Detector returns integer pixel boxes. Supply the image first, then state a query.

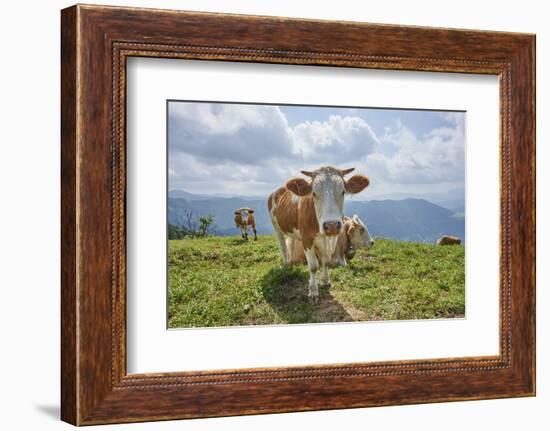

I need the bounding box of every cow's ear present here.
[248,209,254,214]
[345,175,370,194]
[234,211,240,215]
[286,177,312,196]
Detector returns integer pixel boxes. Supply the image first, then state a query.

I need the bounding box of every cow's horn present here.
[300,170,314,178]
[340,167,355,176]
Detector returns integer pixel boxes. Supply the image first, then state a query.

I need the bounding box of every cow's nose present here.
[323,220,342,235]
[371,240,375,246]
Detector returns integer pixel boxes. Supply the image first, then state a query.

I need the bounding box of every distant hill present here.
[366,189,465,213]
[345,199,464,243]
[168,189,208,200]
[437,199,465,213]
[168,195,271,236]
[168,191,465,244]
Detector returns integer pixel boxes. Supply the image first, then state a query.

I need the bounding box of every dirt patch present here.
[342,303,367,321]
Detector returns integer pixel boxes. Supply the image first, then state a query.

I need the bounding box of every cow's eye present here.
[313,192,318,197]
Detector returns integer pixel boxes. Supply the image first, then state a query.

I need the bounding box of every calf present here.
[437,235,461,245]
[286,215,374,267]
[234,207,257,240]
[268,166,370,303]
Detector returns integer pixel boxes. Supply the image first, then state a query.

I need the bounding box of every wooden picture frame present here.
[61,4,535,425]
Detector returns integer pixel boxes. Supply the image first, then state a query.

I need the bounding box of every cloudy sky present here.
[168,101,465,199]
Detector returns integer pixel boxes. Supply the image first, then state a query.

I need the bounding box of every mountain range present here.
[168,189,465,244]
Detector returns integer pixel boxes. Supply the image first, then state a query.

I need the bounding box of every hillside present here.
[168,191,465,243]
[168,235,465,328]
[346,199,464,243]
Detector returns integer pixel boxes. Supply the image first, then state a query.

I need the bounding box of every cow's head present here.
[234,207,254,224]
[346,214,374,249]
[285,167,370,236]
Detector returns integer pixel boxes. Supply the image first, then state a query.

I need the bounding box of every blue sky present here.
[168,101,465,199]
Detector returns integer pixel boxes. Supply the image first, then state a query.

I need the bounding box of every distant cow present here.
[268,166,370,303]
[234,208,257,241]
[437,235,461,245]
[287,215,374,267]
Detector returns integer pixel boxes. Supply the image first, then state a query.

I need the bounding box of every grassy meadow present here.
[168,235,465,328]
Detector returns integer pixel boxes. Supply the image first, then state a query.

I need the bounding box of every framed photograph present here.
[61,4,535,425]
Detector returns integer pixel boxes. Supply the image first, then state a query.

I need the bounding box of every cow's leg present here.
[275,229,289,264]
[286,237,296,263]
[329,250,345,267]
[253,226,257,241]
[334,255,347,267]
[304,248,319,303]
[320,256,331,288]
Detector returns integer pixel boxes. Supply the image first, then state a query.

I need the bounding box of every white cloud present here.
[439,111,464,126]
[169,103,295,165]
[169,151,298,196]
[168,102,465,196]
[292,115,379,163]
[367,114,465,185]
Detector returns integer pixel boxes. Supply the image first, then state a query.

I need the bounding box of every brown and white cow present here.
[234,207,257,241]
[286,215,374,267]
[437,235,461,245]
[268,166,370,303]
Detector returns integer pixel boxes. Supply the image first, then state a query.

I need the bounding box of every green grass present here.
[168,235,465,328]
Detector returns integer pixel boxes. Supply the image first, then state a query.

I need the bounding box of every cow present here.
[268,166,370,303]
[234,207,257,241]
[286,215,374,267]
[437,235,461,245]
